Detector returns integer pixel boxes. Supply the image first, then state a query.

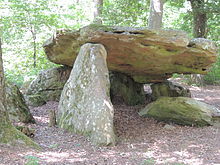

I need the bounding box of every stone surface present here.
[43,24,217,83]
[5,81,35,123]
[25,95,46,107]
[26,66,71,106]
[139,97,220,127]
[163,124,176,130]
[58,43,115,146]
[151,80,191,101]
[110,71,145,105]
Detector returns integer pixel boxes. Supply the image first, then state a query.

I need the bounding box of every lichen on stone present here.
[58,43,115,146]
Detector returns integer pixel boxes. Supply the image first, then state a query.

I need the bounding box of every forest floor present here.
[0,80,220,165]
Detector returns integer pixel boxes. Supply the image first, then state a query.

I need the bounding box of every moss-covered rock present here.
[110,72,145,105]
[26,66,71,106]
[25,94,46,107]
[58,43,115,146]
[0,123,39,149]
[151,80,191,101]
[139,97,220,127]
[5,81,35,123]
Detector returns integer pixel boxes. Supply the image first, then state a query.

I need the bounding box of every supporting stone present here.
[151,80,191,101]
[5,81,35,123]
[110,72,145,105]
[26,66,71,106]
[58,43,115,146]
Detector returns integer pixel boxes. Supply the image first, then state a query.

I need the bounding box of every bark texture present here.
[189,0,208,85]
[0,38,8,125]
[148,0,164,29]
[93,0,103,24]
[189,0,207,38]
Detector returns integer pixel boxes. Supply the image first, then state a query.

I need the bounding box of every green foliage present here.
[102,0,150,26]
[24,155,40,165]
[141,158,156,165]
[204,54,220,85]
[0,0,82,86]
[48,143,59,149]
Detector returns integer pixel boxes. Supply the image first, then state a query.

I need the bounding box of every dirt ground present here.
[0,83,220,165]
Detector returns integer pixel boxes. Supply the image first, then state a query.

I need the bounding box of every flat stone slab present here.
[43,24,217,83]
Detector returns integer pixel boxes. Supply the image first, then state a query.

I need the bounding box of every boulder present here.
[151,80,191,101]
[25,95,46,107]
[43,24,217,83]
[26,66,71,106]
[58,43,115,146]
[110,71,145,105]
[139,97,220,127]
[5,81,35,123]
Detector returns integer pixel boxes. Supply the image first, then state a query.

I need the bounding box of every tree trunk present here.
[0,38,38,148]
[189,0,207,85]
[0,38,9,126]
[148,0,164,29]
[93,0,103,24]
[30,26,37,68]
[189,0,207,38]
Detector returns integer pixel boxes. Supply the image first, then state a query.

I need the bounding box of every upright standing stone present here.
[58,43,115,146]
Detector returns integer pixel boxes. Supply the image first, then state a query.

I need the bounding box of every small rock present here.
[163,124,175,130]
[151,80,191,101]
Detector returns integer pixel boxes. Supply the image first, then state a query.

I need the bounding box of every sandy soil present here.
[0,84,220,165]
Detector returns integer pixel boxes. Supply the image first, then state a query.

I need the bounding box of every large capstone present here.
[5,81,35,123]
[43,24,217,83]
[151,80,191,101]
[58,43,115,146]
[110,71,145,105]
[26,66,71,106]
[139,97,220,127]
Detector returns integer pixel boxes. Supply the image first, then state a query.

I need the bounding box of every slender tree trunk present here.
[189,0,207,38]
[148,0,164,29]
[93,0,103,24]
[30,26,37,68]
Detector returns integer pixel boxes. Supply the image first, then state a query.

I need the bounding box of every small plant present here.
[141,158,156,165]
[204,55,220,85]
[171,163,188,165]
[48,143,59,149]
[24,155,40,165]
